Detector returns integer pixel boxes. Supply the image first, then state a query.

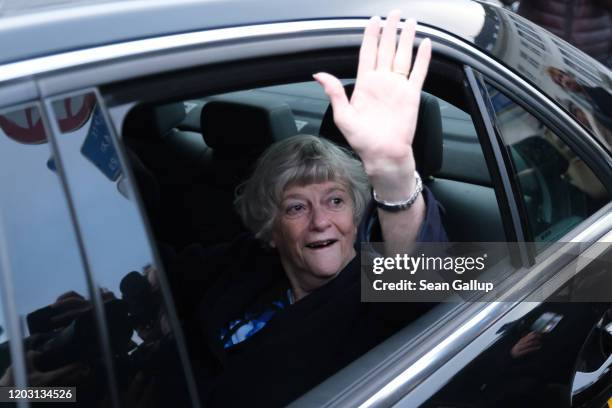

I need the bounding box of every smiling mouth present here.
[306,239,338,249]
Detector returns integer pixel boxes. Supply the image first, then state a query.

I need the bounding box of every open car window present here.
[113,56,524,405]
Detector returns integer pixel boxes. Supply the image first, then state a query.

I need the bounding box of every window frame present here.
[93,30,522,407]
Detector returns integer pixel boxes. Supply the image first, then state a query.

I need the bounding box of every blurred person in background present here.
[514,0,612,68]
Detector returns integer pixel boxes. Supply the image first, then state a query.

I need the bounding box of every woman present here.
[172,11,447,407]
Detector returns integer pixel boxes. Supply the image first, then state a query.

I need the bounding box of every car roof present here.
[0,0,536,64]
[1,0,610,152]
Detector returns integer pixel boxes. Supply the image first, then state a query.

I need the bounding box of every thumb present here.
[313,72,352,125]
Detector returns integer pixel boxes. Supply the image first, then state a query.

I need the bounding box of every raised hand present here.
[314,10,431,200]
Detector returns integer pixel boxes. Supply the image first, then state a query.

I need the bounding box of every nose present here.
[309,205,332,231]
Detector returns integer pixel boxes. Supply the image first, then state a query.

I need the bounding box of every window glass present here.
[0,269,14,390]
[47,92,196,407]
[485,84,608,248]
[0,103,113,404]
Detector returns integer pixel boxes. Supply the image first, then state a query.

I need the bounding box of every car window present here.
[116,68,522,406]
[0,103,113,401]
[484,84,609,249]
[46,91,197,407]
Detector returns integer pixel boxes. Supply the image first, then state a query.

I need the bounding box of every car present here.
[0,0,610,407]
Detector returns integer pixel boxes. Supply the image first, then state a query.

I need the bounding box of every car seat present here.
[183,92,299,247]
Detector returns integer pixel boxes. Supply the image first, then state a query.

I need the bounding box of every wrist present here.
[362,150,415,177]
[366,160,417,202]
[372,171,423,212]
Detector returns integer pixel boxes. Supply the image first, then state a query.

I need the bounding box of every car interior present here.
[113,57,510,403]
[120,73,507,254]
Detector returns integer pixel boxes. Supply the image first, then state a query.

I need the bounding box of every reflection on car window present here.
[48,92,196,407]
[0,270,12,387]
[0,103,113,404]
[485,84,608,248]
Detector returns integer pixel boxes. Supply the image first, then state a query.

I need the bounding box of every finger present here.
[520,345,542,355]
[313,72,352,125]
[520,339,541,349]
[376,10,402,71]
[357,16,380,79]
[52,297,89,309]
[408,37,432,91]
[55,291,85,303]
[393,18,416,76]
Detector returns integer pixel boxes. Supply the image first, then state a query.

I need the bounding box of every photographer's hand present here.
[510,332,542,359]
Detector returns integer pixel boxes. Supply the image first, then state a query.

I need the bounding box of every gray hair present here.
[234,135,370,243]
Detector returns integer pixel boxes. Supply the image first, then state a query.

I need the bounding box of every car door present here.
[290,21,612,408]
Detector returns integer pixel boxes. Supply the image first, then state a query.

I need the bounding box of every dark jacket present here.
[169,188,447,407]
[518,0,612,67]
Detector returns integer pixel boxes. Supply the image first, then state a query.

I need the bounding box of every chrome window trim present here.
[534,228,612,301]
[497,207,612,303]
[0,20,371,83]
[464,66,528,252]
[394,299,542,407]
[358,301,512,408]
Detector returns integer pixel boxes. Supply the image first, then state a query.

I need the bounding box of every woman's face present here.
[270,180,357,292]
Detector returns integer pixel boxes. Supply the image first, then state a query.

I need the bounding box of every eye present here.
[286,203,306,216]
[329,197,345,208]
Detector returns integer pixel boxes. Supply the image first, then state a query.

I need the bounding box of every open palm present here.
[314,11,431,171]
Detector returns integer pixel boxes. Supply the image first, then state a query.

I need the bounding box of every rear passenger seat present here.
[124,87,506,251]
[123,102,210,184]
[123,102,212,247]
[180,92,299,247]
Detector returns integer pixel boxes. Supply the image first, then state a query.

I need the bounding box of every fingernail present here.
[371,15,380,23]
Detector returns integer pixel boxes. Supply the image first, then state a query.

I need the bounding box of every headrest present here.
[123,102,187,139]
[124,147,161,227]
[319,85,443,178]
[200,92,298,152]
